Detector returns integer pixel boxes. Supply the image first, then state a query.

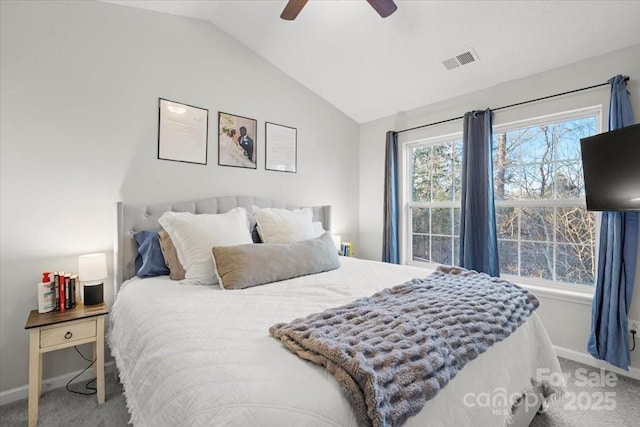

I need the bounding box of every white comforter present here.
[109,257,562,427]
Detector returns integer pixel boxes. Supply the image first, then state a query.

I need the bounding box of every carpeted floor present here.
[1,357,638,426]
[0,372,131,427]
[530,358,640,427]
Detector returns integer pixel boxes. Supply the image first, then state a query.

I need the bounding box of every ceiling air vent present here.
[442,48,479,70]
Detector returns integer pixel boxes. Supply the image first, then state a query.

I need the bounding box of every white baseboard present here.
[0,361,116,407]
[554,345,640,381]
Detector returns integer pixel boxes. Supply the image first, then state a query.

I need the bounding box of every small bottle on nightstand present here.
[37,272,54,313]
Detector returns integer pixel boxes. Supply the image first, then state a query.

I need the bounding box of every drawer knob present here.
[64,331,73,339]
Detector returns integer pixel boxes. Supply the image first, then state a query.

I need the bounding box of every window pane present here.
[453,141,463,201]
[431,143,454,201]
[411,146,432,202]
[520,162,554,200]
[520,242,553,280]
[555,117,597,162]
[495,117,597,203]
[556,243,595,286]
[498,129,523,165]
[412,234,429,262]
[493,133,509,200]
[502,173,522,200]
[431,208,451,235]
[555,160,585,198]
[519,125,550,164]
[412,208,429,233]
[431,236,452,265]
[556,135,581,161]
[555,207,596,245]
[496,207,518,240]
[494,130,520,201]
[521,207,553,241]
[498,240,518,275]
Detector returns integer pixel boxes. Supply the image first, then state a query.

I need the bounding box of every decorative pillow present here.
[252,221,324,244]
[158,207,253,285]
[158,231,186,280]
[312,221,325,237]
[212,232,341,290]
[134,230,170,278]
[254,207,324,243]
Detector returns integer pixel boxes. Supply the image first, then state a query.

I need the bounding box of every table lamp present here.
[331,235,342,253]
[79,253,107,306]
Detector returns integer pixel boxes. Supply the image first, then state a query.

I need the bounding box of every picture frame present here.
[158,98,209,165]
[265,122,297,173]
[218,112,257,169]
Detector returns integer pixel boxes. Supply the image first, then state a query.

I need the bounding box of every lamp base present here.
[83,282,104,306]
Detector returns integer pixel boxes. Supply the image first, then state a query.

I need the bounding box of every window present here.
[408,137,462,266]
[405,108,600,288]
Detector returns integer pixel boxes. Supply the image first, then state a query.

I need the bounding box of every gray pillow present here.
[212,232,341,290]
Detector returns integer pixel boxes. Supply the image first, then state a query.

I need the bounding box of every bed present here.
[109,196,565,427]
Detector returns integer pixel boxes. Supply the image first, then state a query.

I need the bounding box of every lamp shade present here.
[78,253,107,282]
[331,235,342,251]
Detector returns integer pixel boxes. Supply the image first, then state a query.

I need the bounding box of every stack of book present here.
[341,242,354,257]
[52,272,79,312]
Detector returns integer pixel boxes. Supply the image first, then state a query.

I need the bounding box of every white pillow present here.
[311,221,325,237]
[254,207,324,243]
[158,207,253,285]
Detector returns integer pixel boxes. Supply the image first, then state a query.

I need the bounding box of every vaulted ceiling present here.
[108,1,640,123]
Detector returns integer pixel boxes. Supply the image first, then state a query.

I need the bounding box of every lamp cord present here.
[65,346,97,396]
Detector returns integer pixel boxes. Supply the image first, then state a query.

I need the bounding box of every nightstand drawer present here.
[40,319,96,349]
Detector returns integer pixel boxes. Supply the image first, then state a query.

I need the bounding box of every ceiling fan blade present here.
[366,0,398,18]
[281,0,309,20]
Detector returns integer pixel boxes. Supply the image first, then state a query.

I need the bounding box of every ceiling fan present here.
[281,0,398,20]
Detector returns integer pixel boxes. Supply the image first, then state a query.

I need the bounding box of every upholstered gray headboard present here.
[114,195,331,291]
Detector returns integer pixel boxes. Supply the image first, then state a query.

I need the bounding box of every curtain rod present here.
[395,80,617,135]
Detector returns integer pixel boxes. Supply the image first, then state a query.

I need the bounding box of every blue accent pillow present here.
[134,230,170,278]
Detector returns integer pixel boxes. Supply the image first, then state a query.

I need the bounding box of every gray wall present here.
[0,0,360,394]
[358,43,640,370]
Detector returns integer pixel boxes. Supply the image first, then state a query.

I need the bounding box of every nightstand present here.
[24,303,109,427]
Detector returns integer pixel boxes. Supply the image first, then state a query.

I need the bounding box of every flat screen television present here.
[580,123,640,211]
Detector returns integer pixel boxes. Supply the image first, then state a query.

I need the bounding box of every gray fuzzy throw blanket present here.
[269,266,540,427]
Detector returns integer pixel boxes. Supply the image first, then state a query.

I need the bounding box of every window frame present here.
[401,106,602,294]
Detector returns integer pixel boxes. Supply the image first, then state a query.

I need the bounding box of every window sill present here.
[405,261,594,306]
[513,281,593,306]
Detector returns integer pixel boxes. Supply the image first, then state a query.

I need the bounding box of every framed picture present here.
[265,122,297,173]
[158,98,209,165]
[218,112,257,169]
